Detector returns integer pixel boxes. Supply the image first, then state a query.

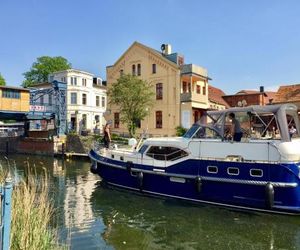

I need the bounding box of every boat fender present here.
[137,172,143,191]
[265,182,274,209]
[195,176,202,193]
[126,161,133,174]
[90,161,98,174]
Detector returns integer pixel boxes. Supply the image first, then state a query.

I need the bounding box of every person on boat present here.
[228,113,243,142]
[289,125,297,139]
[103,123,111,148]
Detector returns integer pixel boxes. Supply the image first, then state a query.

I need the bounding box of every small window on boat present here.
[138,144,148,154]
[146,146,188,161]
[207,166,218,174]
[111,154,114,159]
[227,167,239,175]
[250,169,263,177]
[120,156,124,161]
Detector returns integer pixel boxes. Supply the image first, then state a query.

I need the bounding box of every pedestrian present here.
[228,113,243,142]
[103,123,111,148]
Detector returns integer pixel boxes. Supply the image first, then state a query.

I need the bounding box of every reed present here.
[0,160,65,250]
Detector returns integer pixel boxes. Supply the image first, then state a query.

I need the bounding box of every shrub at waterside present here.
[0,162,64,250]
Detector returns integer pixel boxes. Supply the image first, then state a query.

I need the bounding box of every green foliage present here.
[0,163,64,249]
[175,126,187,136]
[108,74,155,137]
[0,73,6,86]
[23,56,71,87]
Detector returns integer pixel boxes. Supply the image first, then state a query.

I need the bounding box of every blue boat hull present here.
[89,149,300,215]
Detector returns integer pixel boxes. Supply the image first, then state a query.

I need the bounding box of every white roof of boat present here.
[208,103,297,116]
[144,137,188,147]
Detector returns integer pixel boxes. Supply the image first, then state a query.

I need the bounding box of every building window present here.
[152,64,156,74]
[132,65,136,76]
[203,84,206,95]
[48,95,52,105]
[156,111,162,128]
[2,90,19,99]
[2,89,21,99]
[71,77,77,86]
[82,93,87,105]
[120,70,124,76]
[82,114,87,129]
[137,64,141,76]
[156,83,163,100]
[96,96,100,106]
[114,113,120,128]
[102,96,105,108]
[95,115,99,123]
[71,93,77,104]
[82,78,87,86]
[182,81,187,93]
[196,85,201,94]
[40,96,44,105]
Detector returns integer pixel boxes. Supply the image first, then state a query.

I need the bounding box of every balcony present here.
[180,64,209,80]
[180,92,208,106]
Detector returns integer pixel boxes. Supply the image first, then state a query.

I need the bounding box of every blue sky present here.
[0,0,300,94]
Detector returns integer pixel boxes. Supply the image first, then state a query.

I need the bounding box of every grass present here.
[0,159,65,250]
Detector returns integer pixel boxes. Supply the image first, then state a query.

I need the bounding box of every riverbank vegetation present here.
[0,160,64,250]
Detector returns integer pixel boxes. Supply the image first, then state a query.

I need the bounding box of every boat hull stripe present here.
[89,154,298,188]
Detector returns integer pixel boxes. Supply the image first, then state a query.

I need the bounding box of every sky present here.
[0,0,300,94]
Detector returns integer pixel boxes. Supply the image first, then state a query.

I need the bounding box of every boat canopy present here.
[184,104,300,142]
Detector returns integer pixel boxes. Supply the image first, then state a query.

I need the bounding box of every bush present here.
[175,126,187,136]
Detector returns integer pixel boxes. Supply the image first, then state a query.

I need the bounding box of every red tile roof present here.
[208,85,229,107]
[273,84,300,103]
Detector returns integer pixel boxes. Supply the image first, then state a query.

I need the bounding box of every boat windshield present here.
[183,124,199,138]
[183,124,221,139]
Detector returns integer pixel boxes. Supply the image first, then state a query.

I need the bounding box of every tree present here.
[23,56,71,87]
[108,74,155,137]
[0,73,6,86]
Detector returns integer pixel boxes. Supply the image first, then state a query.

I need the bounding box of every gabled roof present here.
[107,41,180,70]
[273,84,300,103]
[208,85,229,107]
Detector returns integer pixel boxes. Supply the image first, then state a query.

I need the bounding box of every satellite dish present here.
[237,101,242,107]
[161,44,166,52]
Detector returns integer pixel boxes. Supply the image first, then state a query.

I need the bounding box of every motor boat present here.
[89,104,300,215]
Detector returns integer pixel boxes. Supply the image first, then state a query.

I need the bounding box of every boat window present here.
[250,169,263,177]
[193,126,222,139]
[138,144,149,154]
[207,166,218,174]
[146,146,188,161]
[227,167,239,175]
[183,124,200,138]
[286,114,300,139]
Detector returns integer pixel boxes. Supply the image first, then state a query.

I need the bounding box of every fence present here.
[0,177,12,250]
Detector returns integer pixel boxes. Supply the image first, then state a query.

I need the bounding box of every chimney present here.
[260,86,264,93]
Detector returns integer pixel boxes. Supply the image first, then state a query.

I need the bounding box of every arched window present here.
[137,64,141,76]
[132,65,136,76]
[156,83,163,100]
[156,111,162,128]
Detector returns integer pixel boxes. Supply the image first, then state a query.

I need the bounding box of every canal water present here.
[1,154,300,250]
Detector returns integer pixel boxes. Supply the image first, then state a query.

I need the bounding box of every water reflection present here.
[1,154,300,250]
[91,184,300,250]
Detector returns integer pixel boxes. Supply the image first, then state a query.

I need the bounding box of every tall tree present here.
[23,56,71,87]
[108,74,155,137]
[0,73,6,86]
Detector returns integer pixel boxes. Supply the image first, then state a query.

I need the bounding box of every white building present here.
[49,69,107,134]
